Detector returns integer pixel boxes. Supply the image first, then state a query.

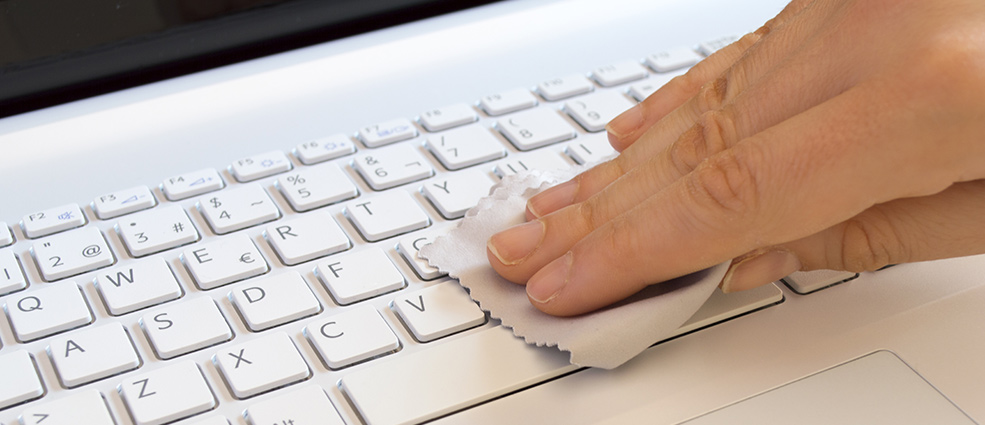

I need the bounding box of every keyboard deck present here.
[0,36,786,425]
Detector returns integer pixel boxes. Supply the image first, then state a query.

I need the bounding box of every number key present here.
[352,143,434,190]
[117,206,199,257]
[32,227,115,281]
[496,108,577,151]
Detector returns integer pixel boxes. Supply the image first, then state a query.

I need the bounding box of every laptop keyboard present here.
[0,35,784,425]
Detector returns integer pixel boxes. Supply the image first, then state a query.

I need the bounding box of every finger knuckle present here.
[838,215,905,272]
[696,75,730,112]
[686,144,764,219]
[577,195,613,232]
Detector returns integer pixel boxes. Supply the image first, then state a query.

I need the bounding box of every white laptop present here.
[0,0,981,424]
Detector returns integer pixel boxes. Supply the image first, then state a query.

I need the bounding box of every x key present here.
[214,332,310,399]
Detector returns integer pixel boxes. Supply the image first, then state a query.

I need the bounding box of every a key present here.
[478,88,538,116]
[591,60,649,87]
[229,271,321,331]
[0,222,13,246]
[564,90,636,132]
[213,331,311,399]
[246,385,346,425]
[0,351,44,410]
[294,134,357,165]
[92,186,156,219]
[783,270,860,294]
[229,150,293,182]
[95,257,182,315]
[344,190,430,242]
[419,103,479,132]
[119,361,217,425]
[141,296,233,359]
[646,46,702,72]
[20,389,115,425]
[421,169,497,219]
[628,69,686,101]
[161,168,224,201]
[392,281,486,342]
[397,228,450,281]
[315,248,405,305]
[305,305,400,369]
[20,203,86,238]
[537,74,594,101]
[264,212,351,266]
[424,124,506,170]
[117,205,200,257]
[198,185,281,234]
[181,234,268,290]
[48,322,141,388]
[497,108,577,151]
[5,281,92,341]
[276,163,358,212]
[358,118,418,148]
[566,133,617,165]
[698,35,739,56]
[352,143,435,190]
[31,226,114,281]
[493,149,572,178]
[0,249,27,296]
[185,416,230,425]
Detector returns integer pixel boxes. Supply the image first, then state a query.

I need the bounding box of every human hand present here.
[486,0,985,316]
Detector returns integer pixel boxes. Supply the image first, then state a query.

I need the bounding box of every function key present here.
[358,118,419,148]
[294,134,357,165]
[161,168,224,201]
[92,186,156,219]
[478,88,538,116]
[418,103,478,132]
[591,60,649,87]
[536,74,594,101]
[20,203,86,238]
[229,150,293,182]
[645,47,702,72]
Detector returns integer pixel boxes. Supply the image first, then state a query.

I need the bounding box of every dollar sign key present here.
[209,197,222,208]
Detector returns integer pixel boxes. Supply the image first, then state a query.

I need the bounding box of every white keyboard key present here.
[497,107,577,151]
[20,203,86,238]
[783,270,860,294]
[478,88,538,116]
[698,35,739,56]
[0,221,13,246]
[181,234,268,290]
[294,134,357,164]
[392,281,486,342]
[198,185,281,234]
[397,228,450,281]
[0,351,44,410]
[264,212,351,265]
[358,118,418,148]
[628,69,686,101]
[305,306,400,369]
[564,90,636,132]
[537,74,594,101]
[352,143,435,190]
[118,205,200,257]
[276,163,358,212]
[5,281,92,341]
[48,322,141,388]
[0,249,27,296]
[419,103,478,132]
[214,331,311,399]
[32,226,115,281]
[344,191,430,242]
[229,271,321,331]
[341,326,574,425]
[424,124,506,170]
[315,248,405,305]
[120,361,217,425]
[161,168,224,201]
[646,46,703,72]
[246,385,345,425]
[95,257,182,315]
[422,169,497,219]
[20,389,115,425]
[591,60,649,87]
[185,416,230,425]
[493,149,572,178]
[92,186,156,219]
[229,150,293,182]
[566,133,618,165]
[141,297,233,359]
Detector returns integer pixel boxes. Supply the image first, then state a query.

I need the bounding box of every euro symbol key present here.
[240,253,255,263]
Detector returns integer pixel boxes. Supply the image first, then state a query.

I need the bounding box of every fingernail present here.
[605,102,643,139]
[487,220,546,266]
[527,179,579,218]
[527,252,572,303]
[721,250,801,293]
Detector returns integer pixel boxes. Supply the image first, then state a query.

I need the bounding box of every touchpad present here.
[683,350,975,425]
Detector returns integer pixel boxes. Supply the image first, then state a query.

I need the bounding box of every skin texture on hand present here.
[486,0,985,316]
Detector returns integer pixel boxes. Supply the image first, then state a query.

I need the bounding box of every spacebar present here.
[341,326,577,425]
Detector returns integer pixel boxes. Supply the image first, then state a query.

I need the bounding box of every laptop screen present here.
[0,0,500,118]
